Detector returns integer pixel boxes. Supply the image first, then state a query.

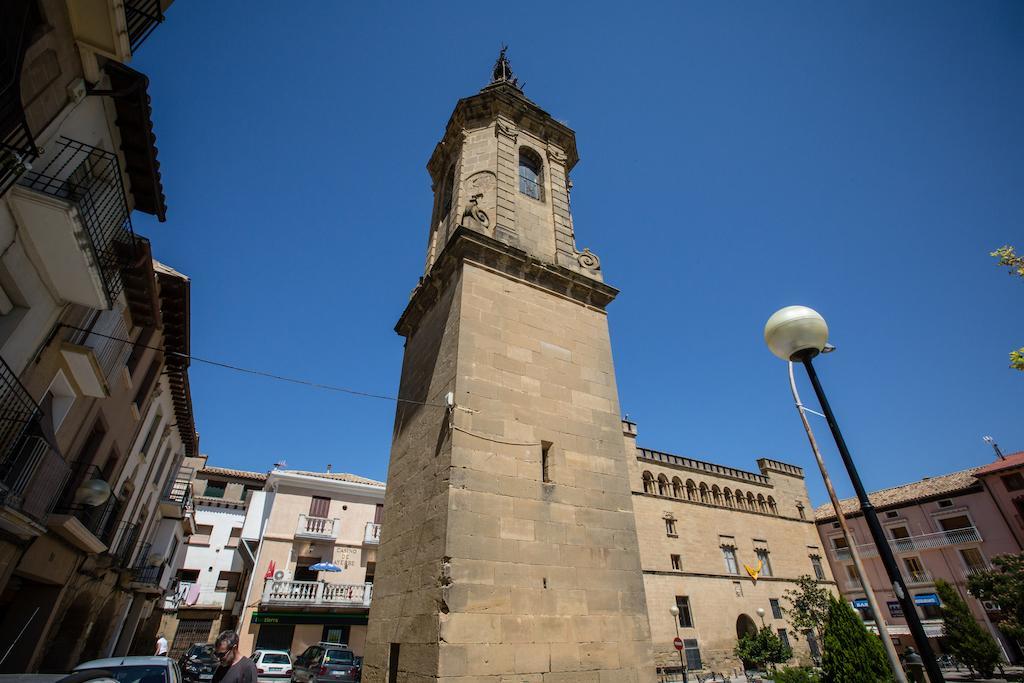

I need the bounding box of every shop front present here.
[249,611,368,658]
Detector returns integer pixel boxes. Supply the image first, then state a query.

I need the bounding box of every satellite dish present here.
[273,570,285,581]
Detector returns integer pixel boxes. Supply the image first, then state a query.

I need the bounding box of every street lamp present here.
[764,306,944,683]
[756,607,766,628]
[669,605,688,683]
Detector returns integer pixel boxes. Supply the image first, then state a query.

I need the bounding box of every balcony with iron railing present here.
[160,467,194,519]
[262,579,372,608]
[124,0,166,54]
[364,522,381,545]
[62,312,133,398]
[961,563,994,582]
[830,527,984,561]
[131,541,164,592]
[11,137,139,310]
[110,521,141,568]
[0,358,71,528]
[50,463,120,552]
[296,514,338,540]
[905,569,935,586]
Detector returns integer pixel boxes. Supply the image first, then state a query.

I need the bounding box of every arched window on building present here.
[657,474,669,496]
[712,485,722,505]
[747,492,757,510]
[757,494,768,513]
[642,471,655,494]
[699,483,709,503]
[734,489,745,509]
[767,496,778,515]
[686,479,697,501]
[672,477,684,499]
[518,147,543,200]
[724,488,734,507]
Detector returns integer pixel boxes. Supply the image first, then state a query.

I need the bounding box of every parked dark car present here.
[291,643,358,683]
[178,644,216,683]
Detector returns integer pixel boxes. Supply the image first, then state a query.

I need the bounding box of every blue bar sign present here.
[852,599,870,609]
[914,593,941,606]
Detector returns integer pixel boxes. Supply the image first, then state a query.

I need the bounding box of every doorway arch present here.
[736,613,758,639]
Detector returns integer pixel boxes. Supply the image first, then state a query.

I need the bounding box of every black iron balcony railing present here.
[0,0,41,198]
[161,466,194,513]
[0,435,70,522]
[0,357,40,467]
[18,138,138,303]
[69,312,133,382]
[54,463,120,545]
[132,541,162,585]
[110,520,141,568]
[124,0,165,54]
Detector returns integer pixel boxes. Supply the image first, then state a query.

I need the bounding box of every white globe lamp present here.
[764,305,829,361]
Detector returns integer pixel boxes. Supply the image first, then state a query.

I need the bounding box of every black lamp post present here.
[764,306,943,683]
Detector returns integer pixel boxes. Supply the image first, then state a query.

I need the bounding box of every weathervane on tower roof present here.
[490,45,521,90]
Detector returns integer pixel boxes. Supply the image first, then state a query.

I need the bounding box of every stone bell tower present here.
[363,50,655,683]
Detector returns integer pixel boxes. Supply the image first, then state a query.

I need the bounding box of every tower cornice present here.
[426,85,579,181]
[396,226,617,338]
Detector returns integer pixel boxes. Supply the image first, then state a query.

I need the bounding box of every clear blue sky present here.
[131,1,1023,506]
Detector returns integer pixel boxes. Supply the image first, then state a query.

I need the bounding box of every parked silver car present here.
[72,656,183,683]
[290,644,357,683]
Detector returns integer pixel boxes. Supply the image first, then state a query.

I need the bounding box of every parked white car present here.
[252,650,292,680]
[71,656,182,683]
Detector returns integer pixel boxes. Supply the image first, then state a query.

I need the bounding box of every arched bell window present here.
[518,147,543,200]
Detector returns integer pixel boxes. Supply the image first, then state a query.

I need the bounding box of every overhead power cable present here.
[59,324,446,408]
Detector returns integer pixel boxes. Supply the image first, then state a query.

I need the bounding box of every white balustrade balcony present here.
[832,527,983,560]
[364,522,381,545]
[296,514,338,540]
[905,570,934,586]
[262,579,372,608]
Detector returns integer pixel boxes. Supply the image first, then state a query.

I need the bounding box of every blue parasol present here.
[309,561,342,572]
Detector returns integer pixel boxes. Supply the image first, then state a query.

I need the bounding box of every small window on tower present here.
[441,165,455,218]
[518,148,543,200]
[541,441,552,483]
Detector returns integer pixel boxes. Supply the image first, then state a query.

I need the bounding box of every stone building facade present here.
[363,52,655,682]
[625,420,834,675]
[0,0,195,672]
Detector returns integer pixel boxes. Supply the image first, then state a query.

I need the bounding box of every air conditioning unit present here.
[147,553,164,567]
[982,600,1001,612]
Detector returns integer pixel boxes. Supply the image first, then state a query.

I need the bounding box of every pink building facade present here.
[815,454,1024,663]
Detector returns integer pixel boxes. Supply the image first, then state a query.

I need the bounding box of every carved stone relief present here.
[461,171,497,232]
[495,121,518,143]
[576,248,601,271]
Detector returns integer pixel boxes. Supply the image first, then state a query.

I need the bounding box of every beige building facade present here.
[0,0,197,672]
[236,469,385,658]
[363,52,655,682]
[624,420,835,675]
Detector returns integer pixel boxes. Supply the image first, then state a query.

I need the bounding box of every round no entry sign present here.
[673,637,683,651]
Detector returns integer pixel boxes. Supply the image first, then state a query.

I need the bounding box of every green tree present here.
[968,552,1024,641]
[935,579,1001,678]
[992,245,1024,370]
[782,575,830,644]
[735,626,792,673]
[821,596,893,683]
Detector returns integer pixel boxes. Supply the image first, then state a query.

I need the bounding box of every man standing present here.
[155,634,168,657]
[211,631,257,683]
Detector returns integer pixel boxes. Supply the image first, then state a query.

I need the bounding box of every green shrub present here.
[768,666,820,683]
[936,579,1002,678]
[821,596,893,682]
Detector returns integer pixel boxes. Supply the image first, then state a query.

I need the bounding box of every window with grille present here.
[170,619,213,658]
[518,148,543,200]
[770,598,783,619]
[683,640,701,670]
[309,496,330,518]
